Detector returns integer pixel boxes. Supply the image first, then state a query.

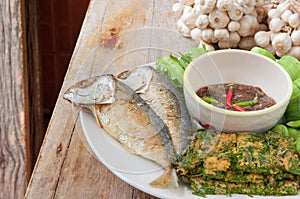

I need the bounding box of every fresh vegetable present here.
[201,97,219,105]
[233,105,246,112]
[156,46,209,89]
[226,85,233,108]
[251,46,276,61]
[156,55,185,89]
[292,79,300,97]
[251,46,300,125]
[271,124,289,137]
[285,95,300,122]
[277,55,300,81]
[271,124,300,154]
[287,120,300,128]
[232,99,259,107]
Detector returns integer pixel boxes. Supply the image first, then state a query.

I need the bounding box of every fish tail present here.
[149,167,178,189]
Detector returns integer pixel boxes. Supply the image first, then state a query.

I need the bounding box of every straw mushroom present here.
[288,13,300,28]
[291,30,300,45]
[201,28,217,43]
[227,4,244,20]
[269,18,286,32]
[208,9,230,29]
[190,28,203,41]
[172,3,184,15]
[218,40,231,49]
[281,9,293,23]
[238,36,256,50]
[216,0,234,12]
[196,0,217,14]
[272,33,292,54]
[237,15,259,37]
[228,21,240,32]
[238,0,256,15]
[288,46,300,59]
[254,31,270,47]
[214,28,230,40]
[177,19,191,37]
[195,14,209,29]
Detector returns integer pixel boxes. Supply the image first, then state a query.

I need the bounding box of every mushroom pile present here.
[173,0,268,50]
[254,0,300,59]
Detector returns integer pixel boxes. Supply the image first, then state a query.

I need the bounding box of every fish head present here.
[63,74,116,106]
[117,66,153,94]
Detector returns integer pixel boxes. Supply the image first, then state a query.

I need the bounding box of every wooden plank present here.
[26,0,197,198]
[26,1,106,198]
[0,0,29,198]
[52,1,159,198]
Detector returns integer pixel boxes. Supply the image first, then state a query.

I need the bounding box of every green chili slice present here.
[232,99,258,107]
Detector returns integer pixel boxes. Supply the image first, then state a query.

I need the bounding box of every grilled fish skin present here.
[63,74,178,188]
[117,65,193,155]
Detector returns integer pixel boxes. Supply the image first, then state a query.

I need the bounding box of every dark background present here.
[39,0,90,126]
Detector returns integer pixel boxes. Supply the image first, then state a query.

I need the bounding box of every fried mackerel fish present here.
[175,130,300,196]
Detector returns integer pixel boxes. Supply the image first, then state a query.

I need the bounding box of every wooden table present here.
[25,0,196,198]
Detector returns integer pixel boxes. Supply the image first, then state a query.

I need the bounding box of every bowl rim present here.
[183,49,293,117]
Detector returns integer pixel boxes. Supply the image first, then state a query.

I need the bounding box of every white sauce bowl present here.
[184,49,293,133]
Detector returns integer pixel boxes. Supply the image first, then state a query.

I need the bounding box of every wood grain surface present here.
[26,0,197,198]
[0,0,29,198]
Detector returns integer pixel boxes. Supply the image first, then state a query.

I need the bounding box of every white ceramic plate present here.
[80,111,300,199]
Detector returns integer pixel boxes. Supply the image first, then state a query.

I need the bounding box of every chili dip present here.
[196,83,276,112]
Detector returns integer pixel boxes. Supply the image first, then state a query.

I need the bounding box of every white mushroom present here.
[269,18,286,32]
[190,28,203,41]
[196,0,217,14]
[218,40,231,49]
[254,0,265,7]
[214,28,230,40]
[201,28,217,43]
[255,7,265,23]
[172,3,184,15]
[238,0,256,15]
[258,24,268,31]
[238,36,256,50]
[291,30,300,45]
[288,13,300,28]
[181,10,198,29]
[237,15,259,37]
[229,31,241,44]
[208,9,230,29]
[177,19,191,37]
[276,50,287,58]
[195,14,209,29]
[254,31,271,47]
[183,5,193,15]
[228,21,240,32]
[271,32,292,53]
[267,1,290,19]
[227,4,244,21]
[264,44,276,55]
[280,9,293,23]
[276,0,291,12]
[287,46,300,60]
[268,9,282,19]
[216,0,234,12]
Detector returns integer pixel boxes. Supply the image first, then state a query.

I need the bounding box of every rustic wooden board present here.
[26,0,196,198]
[0,0,30,198]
